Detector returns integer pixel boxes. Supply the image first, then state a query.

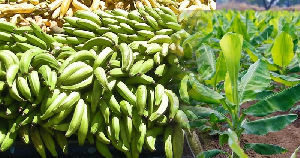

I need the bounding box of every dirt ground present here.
[182,101,300,158]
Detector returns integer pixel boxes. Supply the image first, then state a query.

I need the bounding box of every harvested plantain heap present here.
[0,6,192,158]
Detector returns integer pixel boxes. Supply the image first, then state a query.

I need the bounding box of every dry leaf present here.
[48,0,63,11]
[60,0,73,18]
[10,13,21,24]
[29,0,39,5]
[90,0,101,10]
[72,0,91,11]
[52,6,61,19]
[0,3,36,14]
[99,0,106,10]
[79,0,92,7]
[179,0,190,11]
[65,7,74,17]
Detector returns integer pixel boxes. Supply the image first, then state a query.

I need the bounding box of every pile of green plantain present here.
[0,4,190,158]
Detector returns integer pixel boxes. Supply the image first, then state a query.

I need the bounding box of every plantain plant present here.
[177,32,300,158]
[180,10,300,90]
[175,10,300,157]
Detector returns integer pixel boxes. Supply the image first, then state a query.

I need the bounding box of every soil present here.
[182,100,300,158]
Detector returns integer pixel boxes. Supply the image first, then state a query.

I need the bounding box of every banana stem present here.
[185,130,203,156]
[184,131,196,158]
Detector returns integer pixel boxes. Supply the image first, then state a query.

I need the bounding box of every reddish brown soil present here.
[240,101,300,158]
[182,101,300,158]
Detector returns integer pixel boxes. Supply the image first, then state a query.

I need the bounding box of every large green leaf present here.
[238,60,271,104]
[298,53,300,68]
[243,41,278,72]
[197,149,225,158]
[182,32,212,49]
[195,43,216,81]
[195,33,214,49]
[288,54,299,71]
[216,26,224,39]
[281,22,296,37]
[219,133,229,147]
[205,52,227,86]
[271,31,294,67]
[244,84,300,116]
[292,15,300,24]
[225,72,234,103]
[212,13,220,26]
[228,129,249,158]
[270,18,279,37]
[243,40,263,62]
[182,32,201,49]
[266,62,279,71]
[255,90,274,100]
[257,16,272,31]
[184,110,198,121]
[220,32,243,105]
[182,32,213,59]
[243,14,257,39]
[190,119,208,128]
[251,25,273,46]
[244,143,288,155]
[180,106,227,121]
[203,13,214,34]
[188,81,224,104]
[224,13,236,33]
[261,44,273,59]
[281,22,291,34]
[242,114,297,135]
[270,72,300,86]
[230,13,249,41]
[188,73,199,87]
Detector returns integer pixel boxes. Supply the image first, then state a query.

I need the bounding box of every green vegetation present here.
[176,10,300,157]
